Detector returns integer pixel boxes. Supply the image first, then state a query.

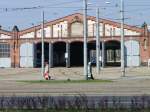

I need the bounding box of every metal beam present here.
[49,43,53,68]
[102,41,105,68]
[83,0,88,79]
[96,8,100,74]
[41,11,45,77]
[66,43,70,68]
[121,0,125,77]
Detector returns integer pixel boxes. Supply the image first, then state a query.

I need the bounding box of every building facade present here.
[0,13,150,68]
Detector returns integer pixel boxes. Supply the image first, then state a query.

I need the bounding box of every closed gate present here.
[20,43,34,67]
[0,43,11,67]
[125,40,140,67]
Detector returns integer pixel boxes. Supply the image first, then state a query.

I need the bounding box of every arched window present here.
[71,22,83,37]
[144,39,147,50]
[0,43,10,58]
[113,28,116,36]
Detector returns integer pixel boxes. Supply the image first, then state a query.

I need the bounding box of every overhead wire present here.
[0,0,83,12]
[1,3,150,14]
[0,0,150,29]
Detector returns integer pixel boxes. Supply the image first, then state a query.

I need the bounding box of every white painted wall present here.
[44,26,51,37]
[104,25,140,36]
[71,22,83,37]
[0,58,11,67]
[36,29,40,38]
[86,20,104,37]
[36,26,52,38]
[60,21,68,37]
[105,24,113,36]
[115,27,121,36]
[99,23,103,36]
[53,24,59,38]
[20,32,34,38]
[53,21,68,38]
[18,19,141,39]
[0,34,11,39]
[88,20,95,37]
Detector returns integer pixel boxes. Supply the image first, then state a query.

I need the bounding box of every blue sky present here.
[0,0,150,30]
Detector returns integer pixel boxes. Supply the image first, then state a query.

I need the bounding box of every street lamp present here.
[105,1,111,4]
[96,1,112,74]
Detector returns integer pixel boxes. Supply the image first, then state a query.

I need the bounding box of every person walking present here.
[44,62,51,80]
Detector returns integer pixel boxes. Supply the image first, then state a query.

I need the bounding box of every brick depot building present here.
[0,13,149,68]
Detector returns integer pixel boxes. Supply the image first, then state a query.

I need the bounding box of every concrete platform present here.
[0,67,149,96]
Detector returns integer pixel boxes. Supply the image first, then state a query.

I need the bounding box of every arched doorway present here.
[34,42,49,67]
[105,40,121,66]
[53,42,66,67]
[70,42,83,66]
[88,41,96,65]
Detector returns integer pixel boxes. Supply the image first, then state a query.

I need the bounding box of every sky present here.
[0,0,150,31]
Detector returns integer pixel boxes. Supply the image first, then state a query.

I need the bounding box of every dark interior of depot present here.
[34,41,121,67]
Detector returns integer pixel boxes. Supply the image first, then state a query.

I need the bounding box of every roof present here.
[0,29,12,36]
[19,13,144,35]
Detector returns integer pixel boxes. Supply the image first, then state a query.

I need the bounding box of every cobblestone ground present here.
[0,67,150,96]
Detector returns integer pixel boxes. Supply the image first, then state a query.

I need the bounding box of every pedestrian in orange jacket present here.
[44,62,51,80]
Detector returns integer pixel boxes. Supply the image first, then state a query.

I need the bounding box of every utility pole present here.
[96,8,100,74]
[41,11,45,77]
[83,0,88,80]
[120,0,125,77]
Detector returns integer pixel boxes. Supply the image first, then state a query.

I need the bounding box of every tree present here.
[141,22,147,28]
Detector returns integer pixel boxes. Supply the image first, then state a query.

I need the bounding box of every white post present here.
[41,11,45,77]
[96,8,100,74]
[121,0,125,77]
[102,41,105,68]
[83,0,88,80]
[49,43,53,68]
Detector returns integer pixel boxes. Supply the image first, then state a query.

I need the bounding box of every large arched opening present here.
[34,42,49,67]
[105,40,121,66]
[53,42,66,67]
[70,41,83,66]
[88,41,96,65]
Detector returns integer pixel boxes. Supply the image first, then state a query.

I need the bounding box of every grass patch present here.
[17,79,113,84]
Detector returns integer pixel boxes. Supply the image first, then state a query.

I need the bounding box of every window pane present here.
[0,43,10,58]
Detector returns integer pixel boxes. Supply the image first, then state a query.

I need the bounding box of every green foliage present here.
[141,22,147,28]
[18,79,113,84]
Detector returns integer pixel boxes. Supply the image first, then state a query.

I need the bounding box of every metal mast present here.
[83,0,88,79]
